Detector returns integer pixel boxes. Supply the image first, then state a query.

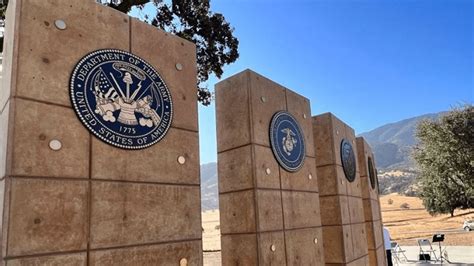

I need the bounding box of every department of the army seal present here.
[270,111,305,172]
[70,49,172,149]
[340,139,356,182]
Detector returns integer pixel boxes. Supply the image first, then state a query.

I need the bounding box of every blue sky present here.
[133,0,473,164]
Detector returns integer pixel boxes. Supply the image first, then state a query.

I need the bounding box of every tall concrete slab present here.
[313,113,369,265]
[216,69,324,265]
[356,137,386,266]
[0,0,202,264]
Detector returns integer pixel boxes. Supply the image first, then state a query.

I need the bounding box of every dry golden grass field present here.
[202,194,473,251]
[380,193,474,246]
[201,194,473,265]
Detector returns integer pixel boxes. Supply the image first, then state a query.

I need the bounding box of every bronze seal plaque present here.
[270,111,305,172]
[340,139,356,182]
[368,156,376,189]
[70,49,173,149]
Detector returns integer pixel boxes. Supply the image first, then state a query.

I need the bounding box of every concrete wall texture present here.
[216,70,325,265]
[0,0,202,265]
[0,1,387,265]
[313,113,369,265]
[356,137,387,266]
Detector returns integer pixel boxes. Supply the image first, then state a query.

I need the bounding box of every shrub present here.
[400,203,410,209]
[388,198,394,205]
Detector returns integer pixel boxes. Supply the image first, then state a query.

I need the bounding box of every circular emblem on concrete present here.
[70,49,173,149]
[340,139,356,182]
[368,156,376,189]
[270,111,305,172]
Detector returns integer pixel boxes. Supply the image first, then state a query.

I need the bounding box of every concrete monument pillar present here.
[356,137,386,266]
[0,0,202,264]
[216,70,325,265]
[312,113,369,265]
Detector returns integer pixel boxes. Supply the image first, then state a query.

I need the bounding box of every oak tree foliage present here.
[413,105,474,217]
[0,0,239,106]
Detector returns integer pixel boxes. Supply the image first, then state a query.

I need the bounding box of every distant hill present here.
[359,112,444,170]
[200,162,218,210]
[200,111,447,209]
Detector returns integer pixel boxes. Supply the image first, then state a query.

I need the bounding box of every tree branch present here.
[110,0,150,13]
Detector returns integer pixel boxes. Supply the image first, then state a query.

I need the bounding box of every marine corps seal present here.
[70,49,172,149]
[270,111,305,172]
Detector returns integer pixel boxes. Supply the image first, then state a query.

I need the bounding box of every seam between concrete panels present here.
[280,225,323,233]
[90,179,201,188]
[247,71,254,151]
[218,141,294,156]
[8,175,88,181]
[0,177,8,260]
[220,231,257,237]
[347,252,368,264]
[13,96,72,109]
[170,125,199,134]
[282,89,289,265]
[4,40,16,264]
[4,249,86,261]
[221,225,324,236]
[328,114,337,170]
[321,221,353,226]
[8,175,200,187]
[220,186,321,196]
[347,194,363,200]
[5,90,19,261]
[218,187,254,195]
[195,148,203,264]
[5,177,12,259]
[315,162,344,169]
[247,72,261,264]
[217,143,252,155]
[128,16,132,53]
[90,238,203,253]
[319,193,362,198]
[9,0,21,104]
[5,1,23,256]
[0,99,9,115]
[251,147,261,261]
[343,196,352,262]
[263,187,320,194]
[87,133,92,266]
[251,142,271,150]
[4,238,203,261]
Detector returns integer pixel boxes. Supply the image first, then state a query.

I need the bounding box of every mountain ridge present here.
[359,112,443,146]
[359,111,444,169]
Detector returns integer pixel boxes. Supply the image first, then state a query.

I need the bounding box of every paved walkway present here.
[392,246,474,265]
[203,246,474,265]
